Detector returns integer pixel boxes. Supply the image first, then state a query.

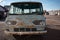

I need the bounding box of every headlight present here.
[6,20,17,25]
[40,21,45,25]
[32,20,45,25]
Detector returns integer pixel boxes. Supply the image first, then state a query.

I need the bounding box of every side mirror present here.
[4,12,7,17]
[43,11,45,15]
[0,11,7,21]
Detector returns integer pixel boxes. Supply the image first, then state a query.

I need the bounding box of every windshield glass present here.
[9,3,43,15]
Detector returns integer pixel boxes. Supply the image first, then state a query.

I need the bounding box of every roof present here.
[0,5,8,12]
[11,2,42,5]
[0,5,5,12]
[4,5,10,11]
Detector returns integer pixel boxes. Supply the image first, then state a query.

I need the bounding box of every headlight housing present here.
[40,21,45,25]
[32,20,45,25]
[6,20,17,25]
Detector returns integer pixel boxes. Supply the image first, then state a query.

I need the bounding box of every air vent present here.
[14,28,37,32]
[26,28,30,31]
[14,28,19,32]
[31,28,37,31]
[20,28,25,32]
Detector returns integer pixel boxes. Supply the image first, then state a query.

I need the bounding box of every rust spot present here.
[16,22,34,28]
[25,25,34,28]
[29,20,32,22]
[16,18,22,20]
[16,22,25,26]
[10,26,16,28]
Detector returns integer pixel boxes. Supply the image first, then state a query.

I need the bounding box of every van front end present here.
[4,2,47,35]
[4,15,47,35]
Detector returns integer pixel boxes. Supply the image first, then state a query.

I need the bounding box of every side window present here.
[9,5,13,14]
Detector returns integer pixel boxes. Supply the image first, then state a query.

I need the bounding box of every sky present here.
[0,0,60,11]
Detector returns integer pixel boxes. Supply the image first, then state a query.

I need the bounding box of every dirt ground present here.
[0,15,60,40]
[45,15,60,40]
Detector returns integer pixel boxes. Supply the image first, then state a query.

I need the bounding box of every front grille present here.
[20,28,25,32]
[14,28,37,32]
[31,28,37,31]
[14,28,19,32]
[26,28,30,31]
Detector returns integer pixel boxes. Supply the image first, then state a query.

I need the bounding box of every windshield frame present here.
[9,2,43,15]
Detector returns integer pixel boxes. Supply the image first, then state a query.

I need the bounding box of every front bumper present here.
[4,30,47,35]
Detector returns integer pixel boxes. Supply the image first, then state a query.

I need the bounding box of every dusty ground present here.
[45,15,60,40]
[0,15,60,40]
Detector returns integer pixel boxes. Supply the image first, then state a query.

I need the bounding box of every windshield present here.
[9,3,43,15]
